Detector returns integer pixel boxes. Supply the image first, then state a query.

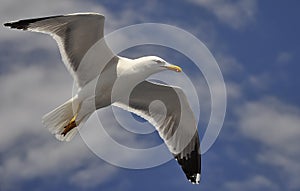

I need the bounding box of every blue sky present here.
[1,0,300,191]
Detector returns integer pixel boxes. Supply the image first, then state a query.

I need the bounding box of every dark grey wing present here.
[113,81,201,184]
[4,13,117,87]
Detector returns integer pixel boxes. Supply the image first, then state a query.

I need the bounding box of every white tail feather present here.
[42,98,79,142]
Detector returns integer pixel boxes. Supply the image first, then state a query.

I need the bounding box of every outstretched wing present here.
[113,81,201,184]
[4,13,117,87]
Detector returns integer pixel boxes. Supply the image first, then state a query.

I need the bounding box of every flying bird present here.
[4,13,201,184]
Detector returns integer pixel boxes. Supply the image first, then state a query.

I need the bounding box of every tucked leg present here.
[62,114,77,136]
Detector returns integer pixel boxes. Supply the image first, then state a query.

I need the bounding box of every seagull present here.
[4,13,201,184]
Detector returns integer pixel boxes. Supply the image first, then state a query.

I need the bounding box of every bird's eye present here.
[155,60,164,64]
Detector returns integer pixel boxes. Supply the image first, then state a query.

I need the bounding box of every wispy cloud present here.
[224,175,278,191]
[248,73,272,91]
[69,162,118,188]
[187,0,257,29]
[236,97,300,189]
[276,51,293,64]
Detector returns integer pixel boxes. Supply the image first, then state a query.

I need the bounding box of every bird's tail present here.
[42,97,81,142]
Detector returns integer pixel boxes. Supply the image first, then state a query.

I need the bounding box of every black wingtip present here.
[4,15,63,31]
[3,21,29,30]
[3,22,14,28]
[175,145,201,184]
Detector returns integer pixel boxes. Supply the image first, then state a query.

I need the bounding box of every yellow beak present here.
[164,64,182,72]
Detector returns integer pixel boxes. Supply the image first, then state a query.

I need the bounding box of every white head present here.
[134,56,182,76]
[114,56,182,100]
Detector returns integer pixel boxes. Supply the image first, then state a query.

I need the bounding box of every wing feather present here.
[113,81,201,184]
[4,13,117,87]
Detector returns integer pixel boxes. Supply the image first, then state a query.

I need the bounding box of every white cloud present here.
[214,52,244,75]
[0,64,72,151]
[276,51,293,64]
[224,175,278,191]
[236,97,300,189]
[237,97,300,151]
[0,63,121,189]
[248,73,271,90]
[226,82,241,99]
[187,0,257,29]
[69,162,117,188]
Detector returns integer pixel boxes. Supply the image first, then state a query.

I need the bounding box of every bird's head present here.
[135,56,182,74]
